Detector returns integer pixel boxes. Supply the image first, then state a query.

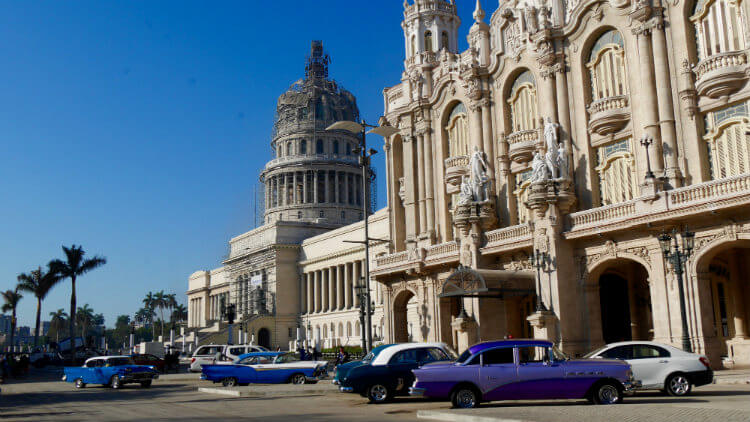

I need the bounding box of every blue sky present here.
[0,1,497,328]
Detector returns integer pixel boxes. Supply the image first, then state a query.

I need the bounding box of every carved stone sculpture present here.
[556,142,569,179]
[469,146,490,202]
[544,117,561,178]
[531,151,549,183]
[457,176,473,206]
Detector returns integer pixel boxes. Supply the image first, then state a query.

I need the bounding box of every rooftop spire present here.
[473,0,486,23]
[305,40,330,81]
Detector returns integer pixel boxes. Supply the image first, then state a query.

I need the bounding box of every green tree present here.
[165,293,177,328]
[50,245,106,354]
[17,265,61,347]
[153,290,168,339]
[76,304,95,342]
[142,292,157,339]
[1,289,23,349]
[49,308,68,343]
[172,304,187,324]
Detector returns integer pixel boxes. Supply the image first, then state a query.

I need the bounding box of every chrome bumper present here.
[339,386,354,393]
[409,387,426,397]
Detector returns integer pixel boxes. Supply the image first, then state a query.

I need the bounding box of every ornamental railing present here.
[506,129,538,145]
[376,251,409,267]
[485,224,533,244]
[444,155,469,168]
[568,200,637,228]
[669,173,750,205]
[694,51,748,80]
[425,241,458,259]
[587,95,629,114]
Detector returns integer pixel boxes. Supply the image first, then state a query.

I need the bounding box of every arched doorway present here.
[590,259,653,345]
[694,240,750,367]
[258,328,271,350]
[393,290,416,343]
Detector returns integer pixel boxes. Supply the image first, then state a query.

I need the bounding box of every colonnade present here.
[207,292,229,321]
[189,297,204,328]
[302,260,365,314]
[266,169,363,209]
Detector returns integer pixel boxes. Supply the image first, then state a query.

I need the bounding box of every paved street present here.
[1,373,749,422]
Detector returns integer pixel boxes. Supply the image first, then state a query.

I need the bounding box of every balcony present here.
[694,51,749,99]
[507,130,538,163]
[587,95,630,135]
[444,155,469,195]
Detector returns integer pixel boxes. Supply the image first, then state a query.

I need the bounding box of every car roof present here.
[237,352,285,360]
[595,341,688,353]
[371,343,447,366]
[85,355,131,362]
[468,339,553,355]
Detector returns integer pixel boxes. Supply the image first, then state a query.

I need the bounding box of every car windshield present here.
[456,349,473,364]
[443,345,459,360]
[107,357,134,366]
[361,352,375,362]
[583,346,607,359]
[275,353,299,364]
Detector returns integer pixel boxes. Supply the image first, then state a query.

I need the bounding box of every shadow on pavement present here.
[0,384,186,409]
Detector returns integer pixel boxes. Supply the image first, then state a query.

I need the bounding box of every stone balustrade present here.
[265,154,358,170]
[587,95,630,135]
[669,173,750,205]
[425,241,458,260]
[507,129,538,163]
[569,200,637,228]
[485,224,532,244]
[375,251,409,267]
[444,155,469,168]
[694,51,748,98]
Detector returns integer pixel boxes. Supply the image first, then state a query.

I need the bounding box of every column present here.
[402,135,420,240]
[423,127,435,236]
[652,20,681,186]
[635,24,664,174]
[345,262,352,309]
[730,251,748,339]
[293,172,298,204]
[539,68,558,123]
[321,269,328,312]
[469,102,483,151]
[416,133,426,235]
[480,99,495,174]
[314,271,320,313]
[313,171,319,204]
[328,267,335,312]
[353,260,361,307]
[332,172,339,204]
[337,265,344,310]
[344,173,349,205]
[306,273,313,314]
[555,65,573,179]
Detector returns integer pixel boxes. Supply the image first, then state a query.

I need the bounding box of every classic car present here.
[201,352,328,386]
[131,354,166,373]
[409,339,638,408]
[338,342,456,403]
[62,356,160,389]
[584,341,713,396]
[332,344,395,385]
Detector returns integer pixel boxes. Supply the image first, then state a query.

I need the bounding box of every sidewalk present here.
[714,369,750,385]
[198,381,338,397]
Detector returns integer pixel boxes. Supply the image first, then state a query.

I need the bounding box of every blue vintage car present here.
[410,339,639,408]
[63,356,159,389]
[201,352,328,387]
[332,344,395,385]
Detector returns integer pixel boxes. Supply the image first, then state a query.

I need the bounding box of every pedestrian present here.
[306,347,313,361]
[297,344,307,361]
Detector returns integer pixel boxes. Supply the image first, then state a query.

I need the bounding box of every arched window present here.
[323,325,328,339]
[507,71,538,133]
[287,142,293,156]
[424,31,433,52]
[703,102,750,179]
[316,139,324,154]
[338,323,344,339]
[355,321,361,336]
[595,138,638,205]
[441,31,449,51]
[346,322,352,337]
[691,0,746,60]
[333,140,339,154]
[587,30,628,102]
[300,139,307,155]
[445,103,469,157]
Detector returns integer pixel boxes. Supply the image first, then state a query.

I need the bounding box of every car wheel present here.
[221,377,238,388]
[451,386,480,409]
[110,376,121,389]
[367,384,391,404]
[592,381,622,405]
[665,374,692,396]
[74,378,86,389]
[290,373,306,385]
[140,380,152,388]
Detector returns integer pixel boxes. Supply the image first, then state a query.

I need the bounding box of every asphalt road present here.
[1,373,749,421]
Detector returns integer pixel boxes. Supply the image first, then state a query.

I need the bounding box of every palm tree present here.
[17,265,61,347]
[153,290,168,339]
[50,245,106,355]
[76,304,95,342]
[171,304,187,324]
[143,292,157,338]
[2,289,23,350]
[135,307,155,341]
[49,309,68,343]
[165,293,177,328]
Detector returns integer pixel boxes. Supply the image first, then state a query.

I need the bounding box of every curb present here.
[417,410,531,422]
[197,386,335,397]
[714,377,750,385]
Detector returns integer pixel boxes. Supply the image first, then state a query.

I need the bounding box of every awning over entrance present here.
[439,265,535,298]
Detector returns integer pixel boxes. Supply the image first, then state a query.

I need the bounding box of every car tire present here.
[592,381,622,405]
[665,373,692,396]
[451,386,480,409]
[367,384,392,404]
[74,378,86,389]
[222,377,238,388]
[290,373,306,385]
[110,376,121,389]
[140,380,152,388]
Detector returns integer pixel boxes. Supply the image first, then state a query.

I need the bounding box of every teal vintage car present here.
[332,344,395,385]
[201,352,328,386]
[63,356,159,389]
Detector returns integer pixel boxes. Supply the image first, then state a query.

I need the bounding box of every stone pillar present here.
[469,101,483,151]
[328,267,335,312]
[344,263,352,309]
[306,273,313,314]
[730,250,748,339]
[353,260,361,307]
[344,172,349,205]
[554,64,574,178]
[314,271,321,313]
[416,133,427,235]
[313,171,319,204]
[480,98,495,174]
[337,265,344,310]
[634,21,664,174]
[293,172,298,204]
[540,67,558,123]
[652,17,682,186]
[402,135,420,241]
[423,128,435,238]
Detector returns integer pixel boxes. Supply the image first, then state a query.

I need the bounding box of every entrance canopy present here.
[439,265,535,298]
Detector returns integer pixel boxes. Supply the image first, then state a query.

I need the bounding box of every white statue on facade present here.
[531,151,549,183]
[544,117,561,178]
[556,142,569,179]
[469,146,490,202]
[457,176,473,206]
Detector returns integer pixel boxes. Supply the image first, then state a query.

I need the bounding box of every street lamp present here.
[658,227,695,352]
[354,280,368,352]
[528,249,550,312]
[326,119,399,353]
[640,135,656,179]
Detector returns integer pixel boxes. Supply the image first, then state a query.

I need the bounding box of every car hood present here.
[417,361,457,370]
[563,358,630,368]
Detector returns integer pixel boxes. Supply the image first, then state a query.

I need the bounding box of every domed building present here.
[262,41,370,226]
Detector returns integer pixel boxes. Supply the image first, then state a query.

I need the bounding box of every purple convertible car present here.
[409,339,638,408]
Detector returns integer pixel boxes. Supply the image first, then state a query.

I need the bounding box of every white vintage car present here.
[200,352,329,386]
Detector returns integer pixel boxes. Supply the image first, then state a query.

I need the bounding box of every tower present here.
[261,41,369,227]
[402,0,461,67]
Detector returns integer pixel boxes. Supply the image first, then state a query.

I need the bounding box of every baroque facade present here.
[374,0,750,368]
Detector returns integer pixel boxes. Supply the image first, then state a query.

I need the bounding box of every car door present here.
[250,356,274,383]
[387,349,421,394]
[628,345,671,388]
[477,347,517,401]
[515,346,566,399]
[235,357,258,383]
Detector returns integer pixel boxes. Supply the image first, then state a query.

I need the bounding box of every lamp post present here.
[529,249,549,312]
[640,135,655,179]
[355,280,368,352]
[658,228,695,352]
[326,120,399,353]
